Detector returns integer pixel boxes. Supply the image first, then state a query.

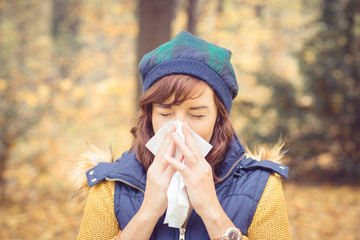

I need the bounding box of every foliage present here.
[0,0,58,199]
[296,0,360,179]
[0,0,359,239]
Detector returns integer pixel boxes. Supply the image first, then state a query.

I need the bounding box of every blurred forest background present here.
[0,0,359,239]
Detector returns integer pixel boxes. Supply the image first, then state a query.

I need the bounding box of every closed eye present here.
[160,113,172,117]
[191,114,206,118]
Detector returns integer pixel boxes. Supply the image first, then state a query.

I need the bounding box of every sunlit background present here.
[0,0,359,239]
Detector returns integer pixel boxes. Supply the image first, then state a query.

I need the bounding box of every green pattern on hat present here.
[139,31,238,113]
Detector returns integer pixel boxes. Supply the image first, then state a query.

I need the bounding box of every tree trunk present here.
[136,0,175,106]
[186,0,198,35]
[0,147,10,203]
[52,0,81,79]
[217,0,224,16]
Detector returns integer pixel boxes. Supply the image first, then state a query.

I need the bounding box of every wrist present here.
[138,201,165,223]
[212,227,243,240]
[140,194,165,218]
[119,204,160,240]
[199,203,235,239]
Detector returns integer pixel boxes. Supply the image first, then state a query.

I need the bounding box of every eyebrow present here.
[158,104,172,109]
[157,104,209,110]
[189,106,209,110]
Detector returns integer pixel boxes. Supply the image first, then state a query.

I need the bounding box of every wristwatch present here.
[213,227,243,240]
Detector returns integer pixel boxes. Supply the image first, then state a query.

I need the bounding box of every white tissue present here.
[145,121,212,228]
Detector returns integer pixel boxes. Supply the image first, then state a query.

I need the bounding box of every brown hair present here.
[130,74,234,177]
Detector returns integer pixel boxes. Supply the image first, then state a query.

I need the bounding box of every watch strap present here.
[212,227,242,240]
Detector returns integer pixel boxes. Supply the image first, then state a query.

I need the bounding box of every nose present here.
[173,112,187,124]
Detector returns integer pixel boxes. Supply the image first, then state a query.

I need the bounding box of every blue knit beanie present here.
[139,31,238,113]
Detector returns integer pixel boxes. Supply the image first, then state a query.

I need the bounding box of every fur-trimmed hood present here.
[69,144,114,201]
[70,140,287,200]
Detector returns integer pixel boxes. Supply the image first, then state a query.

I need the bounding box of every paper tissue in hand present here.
[145,121,213,228]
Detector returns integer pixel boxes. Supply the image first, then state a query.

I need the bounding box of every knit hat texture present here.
[139,31,238,113]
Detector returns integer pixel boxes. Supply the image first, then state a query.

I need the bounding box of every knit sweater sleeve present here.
[77,180,120,240]
[244,173,291,240]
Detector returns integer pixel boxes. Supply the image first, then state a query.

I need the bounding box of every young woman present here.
[75,31,291,240]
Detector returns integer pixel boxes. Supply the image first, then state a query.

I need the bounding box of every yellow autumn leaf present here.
[16,90,38,107]
[60,78,72,91]
[72,87,86,100]
[0,78,8,93]
[37,84,50,100]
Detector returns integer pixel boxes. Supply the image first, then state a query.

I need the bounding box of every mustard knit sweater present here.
[77,173,291,240]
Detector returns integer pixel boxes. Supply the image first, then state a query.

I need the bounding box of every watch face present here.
[227,229,241,240]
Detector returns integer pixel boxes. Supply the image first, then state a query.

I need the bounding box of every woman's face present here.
[152,83,218,142]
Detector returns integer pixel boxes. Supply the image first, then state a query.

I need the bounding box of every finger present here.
[172,131,198,166]
[176,152,184,163]
[153,126,175,164]
[158,137,176,170]
[164,154,189,178]
[165,135,176,157]
[182,123,203,157]
[158,126,175,155]
[162,152,184,183]
[173,129,206,167]
[162,163,176,180]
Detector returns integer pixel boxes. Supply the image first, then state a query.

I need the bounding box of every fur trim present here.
[244,139,288,164]
[69,144,114,201]
[244,139,288,178]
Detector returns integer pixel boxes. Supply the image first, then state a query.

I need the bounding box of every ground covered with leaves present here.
[284,182,360,239]
[1,164,359,240]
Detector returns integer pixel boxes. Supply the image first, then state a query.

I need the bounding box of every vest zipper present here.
[179,227,185,240]
[105,178,145,193]
[215,154,245,184]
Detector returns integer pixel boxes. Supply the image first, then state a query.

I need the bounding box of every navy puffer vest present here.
[87,136,289,239]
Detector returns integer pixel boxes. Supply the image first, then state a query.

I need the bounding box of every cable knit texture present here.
[77,180,119,240]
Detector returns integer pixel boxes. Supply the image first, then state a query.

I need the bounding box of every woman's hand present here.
[141,127,177,219]
[119,128,176,240]
[164,123,236,239]
[164,123,219,217]
[120,128,178,240]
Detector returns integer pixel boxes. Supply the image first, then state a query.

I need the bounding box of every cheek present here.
[189,120,216,142]
[200,128,214,142]
[151,114,169,134]
[151,113,161,134]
